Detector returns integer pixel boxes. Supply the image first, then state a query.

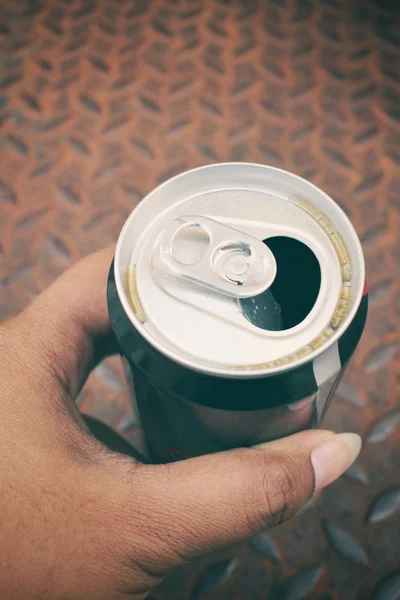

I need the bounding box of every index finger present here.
[2,245,117,399]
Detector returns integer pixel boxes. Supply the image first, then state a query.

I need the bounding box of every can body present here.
[108,274,367,463]
[107,163,368,464]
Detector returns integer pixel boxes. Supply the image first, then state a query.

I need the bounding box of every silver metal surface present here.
[114,163,365,377]
[155,215,277,298]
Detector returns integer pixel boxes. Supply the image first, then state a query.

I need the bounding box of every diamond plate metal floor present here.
[0,1,399,598]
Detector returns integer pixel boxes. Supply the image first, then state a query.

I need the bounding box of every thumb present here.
[127,429,361,571]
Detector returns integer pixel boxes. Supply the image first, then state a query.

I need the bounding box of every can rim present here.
[114,162,365,379]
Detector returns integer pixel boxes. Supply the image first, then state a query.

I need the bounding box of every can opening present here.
[240,236,321,331]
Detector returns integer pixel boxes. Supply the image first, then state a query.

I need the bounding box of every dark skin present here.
[0,247,361,599]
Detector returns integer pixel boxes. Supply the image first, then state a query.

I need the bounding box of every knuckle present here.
[239,448,305,534]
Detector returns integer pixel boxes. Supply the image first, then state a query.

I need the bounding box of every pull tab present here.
[154,216,277,299]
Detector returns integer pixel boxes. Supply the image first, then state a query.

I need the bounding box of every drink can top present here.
[115,163,365,378]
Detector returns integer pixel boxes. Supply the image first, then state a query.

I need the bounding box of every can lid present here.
[115,163,365,378]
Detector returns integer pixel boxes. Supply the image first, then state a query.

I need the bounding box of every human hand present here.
[0,247,361,600]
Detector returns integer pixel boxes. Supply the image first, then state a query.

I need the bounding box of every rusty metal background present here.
[0,0,399,598]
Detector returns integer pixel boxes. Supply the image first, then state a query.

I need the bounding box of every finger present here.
[124,429,361,572]
[3,246,116,399]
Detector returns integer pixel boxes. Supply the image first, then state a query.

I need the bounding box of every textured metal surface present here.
[0,0,399,598]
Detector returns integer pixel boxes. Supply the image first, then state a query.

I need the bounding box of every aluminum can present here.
[107,163,368,463]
